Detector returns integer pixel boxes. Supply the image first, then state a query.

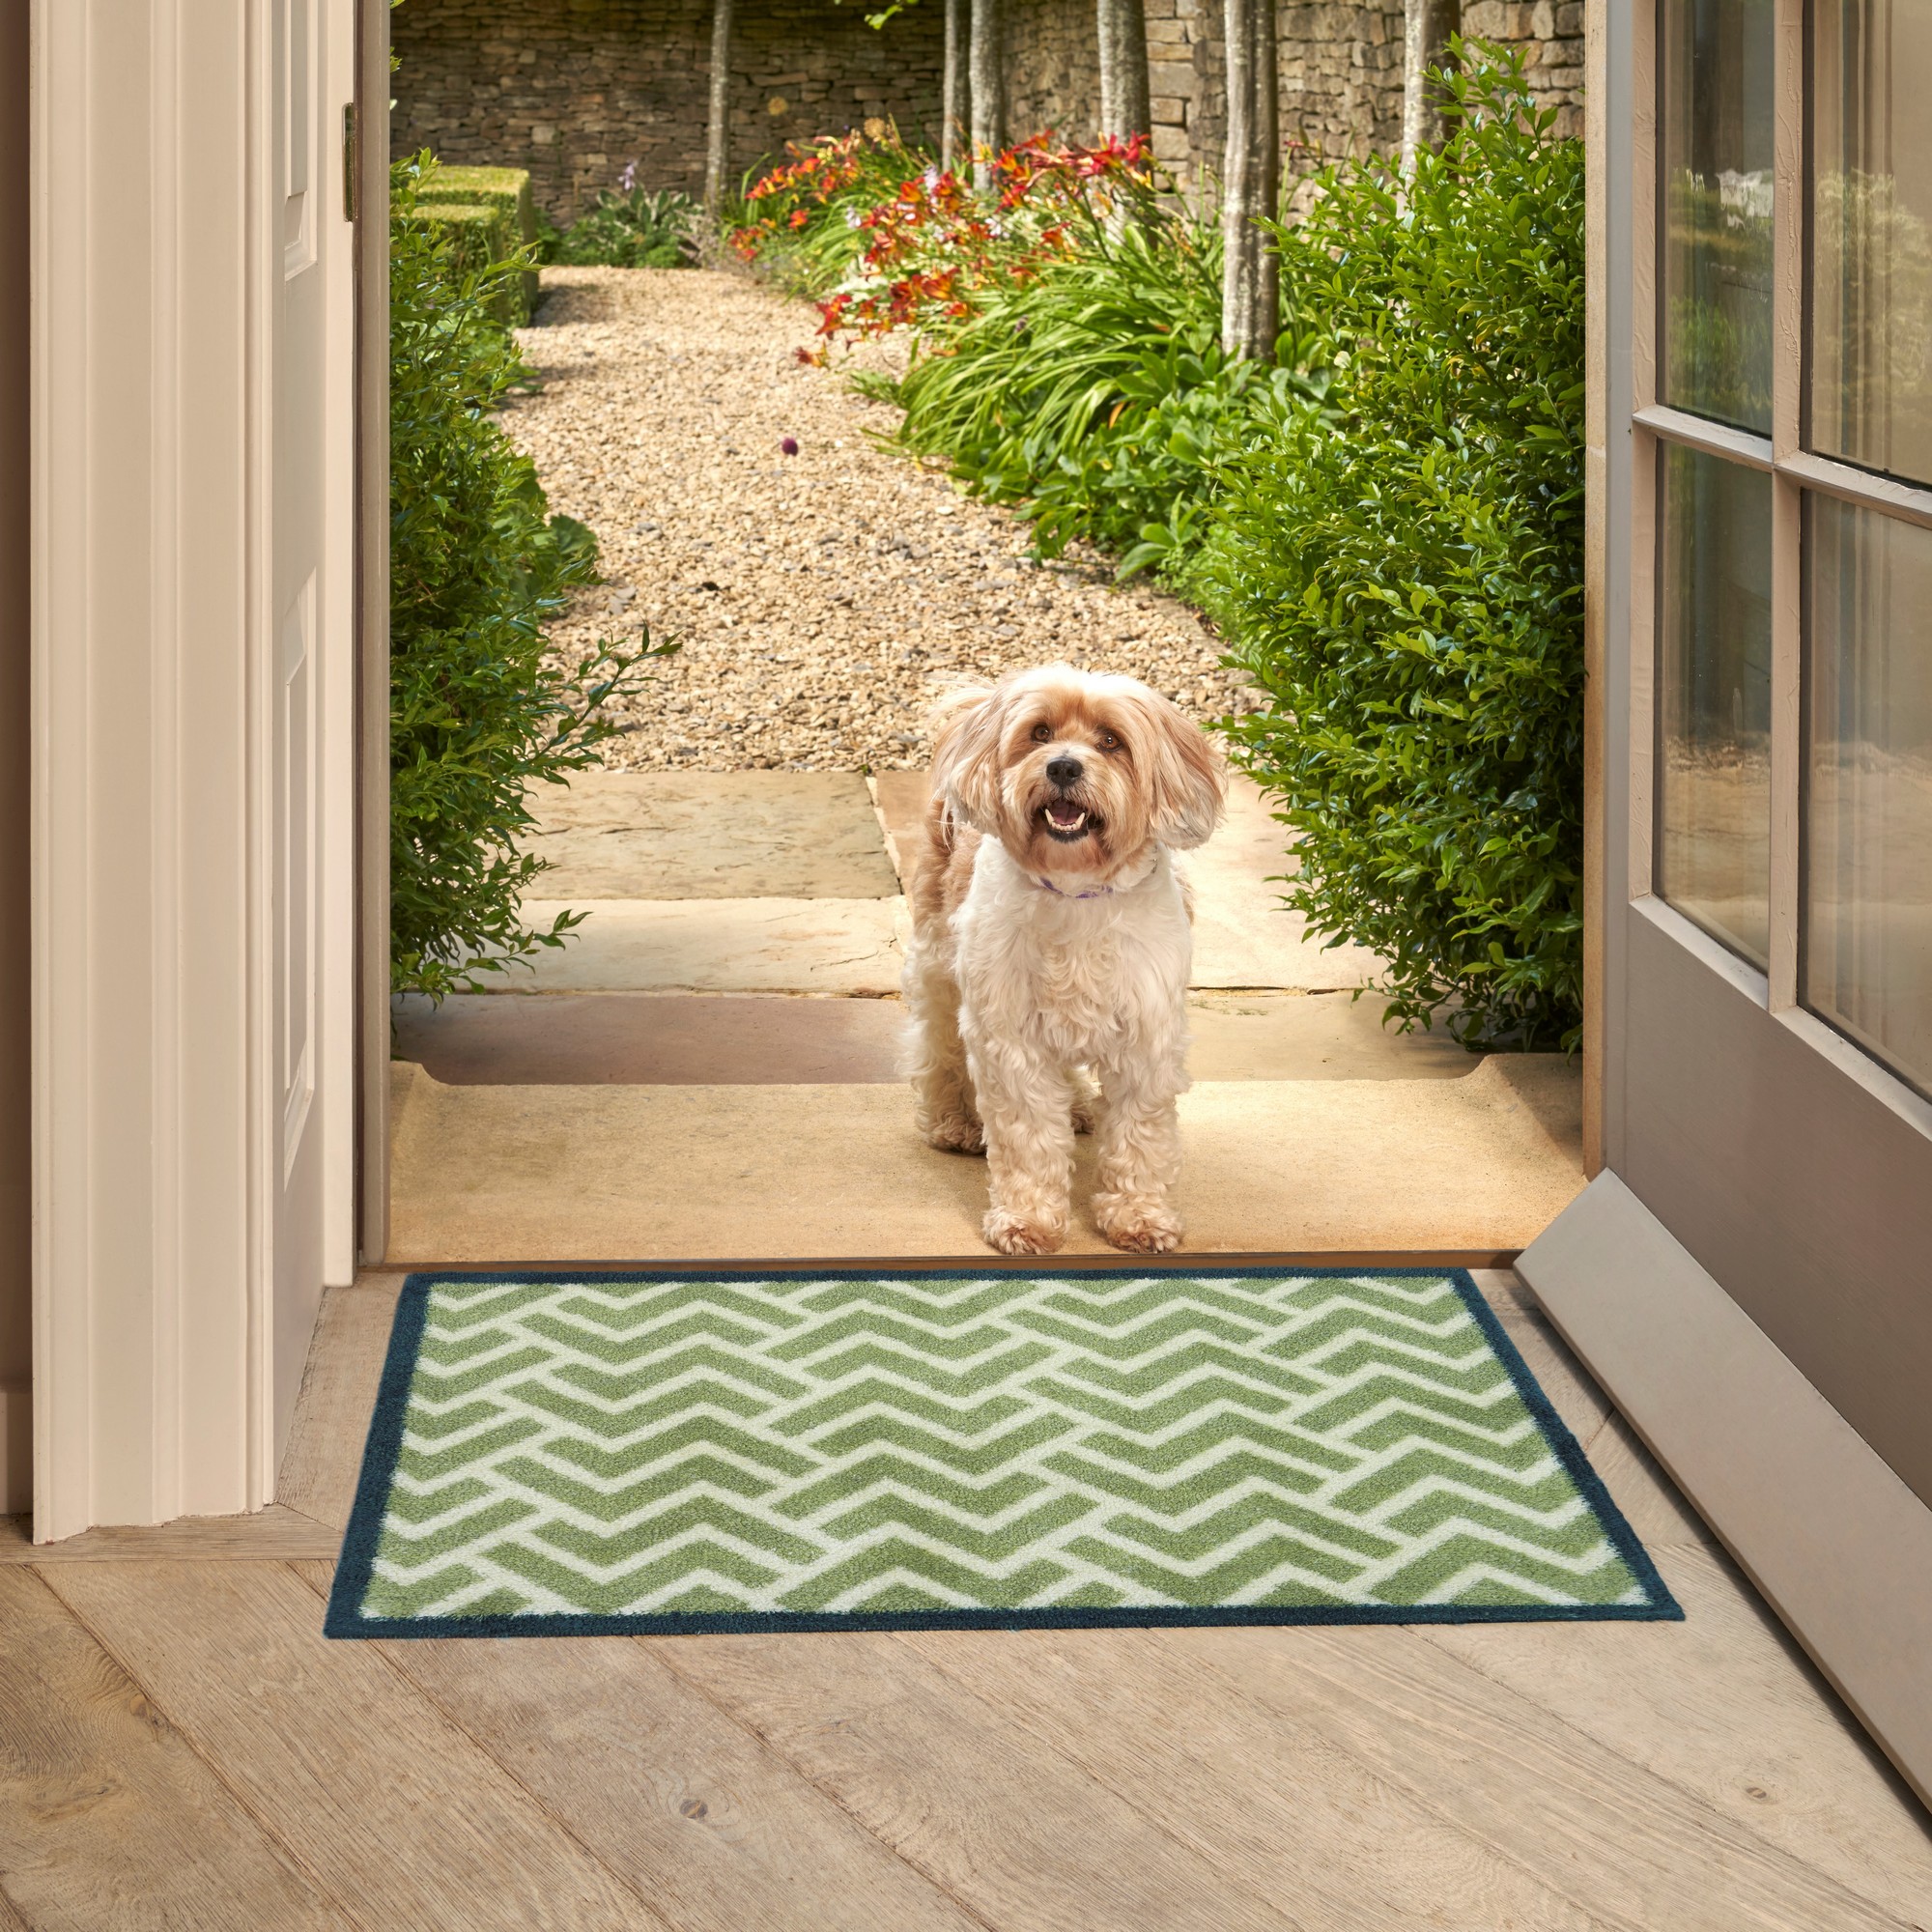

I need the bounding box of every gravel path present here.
[502,266,1258,773]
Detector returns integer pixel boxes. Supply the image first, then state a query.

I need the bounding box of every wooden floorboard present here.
[284,1560,988,1932]
[901,1624,1607,1931]
[1580,1409,1723,1550]
[275,1277,403,1531]
[650,1629,1299,1932]
[0,1504,340,1565]
[40,1562,664,1932]
[1418,1540,1932,1929]
[0,1569,353,1931]
[1170,1620,1916,1931]
[6,1264,1918,1928]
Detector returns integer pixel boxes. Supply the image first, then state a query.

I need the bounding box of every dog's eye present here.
[1099,731,1122,753]
[1031,724,1053,743]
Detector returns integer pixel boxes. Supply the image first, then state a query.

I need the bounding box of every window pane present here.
[1810,2,1932,487]
[1661,0,1775,433]
[1804,497,1932,1095]
[1658,443,1774,966]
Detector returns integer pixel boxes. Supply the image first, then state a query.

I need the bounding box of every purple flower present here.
[619,159,639,192]
[781,436,800,456]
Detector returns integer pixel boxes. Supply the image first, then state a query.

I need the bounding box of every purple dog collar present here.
[1033,874,1118,900]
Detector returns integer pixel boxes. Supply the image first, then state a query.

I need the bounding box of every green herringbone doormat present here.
[325,1266,1681,1636]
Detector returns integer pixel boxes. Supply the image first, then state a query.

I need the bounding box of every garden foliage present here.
[405,164,540,324]
[1207,46,1586,1047]
[883,215,1325,572]
[728,48,1584,1050]
[541,174,699,269]
[735,126,1285,572]
[389,156,669,1001]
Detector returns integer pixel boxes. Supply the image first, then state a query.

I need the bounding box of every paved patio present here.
[387,770,1581,1263]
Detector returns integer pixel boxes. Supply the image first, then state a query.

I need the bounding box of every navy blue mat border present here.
[324,1264,1685,1638]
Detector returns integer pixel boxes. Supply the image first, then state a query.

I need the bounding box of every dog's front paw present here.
[1069,1096,1098,1136]
[982,1208,1065,1257]
[923,1113,986,1155]
[1094,1197,1183,1254]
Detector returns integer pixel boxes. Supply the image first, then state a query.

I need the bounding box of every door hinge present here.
[342,102,358,222]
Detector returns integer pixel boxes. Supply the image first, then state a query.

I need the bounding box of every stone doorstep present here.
[505,768,1383,995]
[384,1055,1585,1264]
[389,988,1481,1088]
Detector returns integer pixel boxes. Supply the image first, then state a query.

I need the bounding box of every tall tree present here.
[1220,0,1278,359]
[703,0,735,216]
[942,0,970,169]
[1097,0,1151,141]
[1400,0,1460,174]
[969,0,1006,191]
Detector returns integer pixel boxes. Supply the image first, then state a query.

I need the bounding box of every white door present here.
[270,0,357,1444]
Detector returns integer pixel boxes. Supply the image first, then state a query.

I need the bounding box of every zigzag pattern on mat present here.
[356,1272,1654,1621]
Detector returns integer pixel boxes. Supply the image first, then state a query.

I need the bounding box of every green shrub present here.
[879,213,1327,575]
[421,164,540,319]
[1203,43,1585,1049]
[542,183,698,269]
[404,164,541,324]
[388,156,670,1002]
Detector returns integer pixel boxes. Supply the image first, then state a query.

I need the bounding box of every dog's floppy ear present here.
[1132,689,1227,849]
[928,681,1007,835]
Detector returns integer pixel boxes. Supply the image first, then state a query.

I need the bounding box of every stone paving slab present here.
[526,771,901,900]
[872,767,1383,990]
[386,1055,1582,1264]
[506,896,908,994]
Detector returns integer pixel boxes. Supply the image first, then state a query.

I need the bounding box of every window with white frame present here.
[1643,0,1932,1098]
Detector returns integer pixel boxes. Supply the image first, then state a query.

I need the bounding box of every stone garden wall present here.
[391,0,947,218]
[392,0,1584,213]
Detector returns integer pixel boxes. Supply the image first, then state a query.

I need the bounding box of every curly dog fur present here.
[902,665,1227,1255]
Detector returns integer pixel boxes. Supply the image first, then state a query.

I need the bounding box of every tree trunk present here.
[703,0,734,216]
[1400,0,1460,175]
[1097,0,1118,141]
[1221,0,1278,359]
[1103,0,1151,140]
[1248,0,1277,351]
[942,0,970,171]
[969,0,1006,194]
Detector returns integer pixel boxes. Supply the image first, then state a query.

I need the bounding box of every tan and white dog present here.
[902,664,1227,1256]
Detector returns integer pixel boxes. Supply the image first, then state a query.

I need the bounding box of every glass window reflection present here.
[1804,496,1932,1096]
[1661,0,1775,433]
[1810,1,1932,487]
[1658,443,1775,967]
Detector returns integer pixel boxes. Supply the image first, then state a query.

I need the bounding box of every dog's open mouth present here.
[1040,800,1098,841]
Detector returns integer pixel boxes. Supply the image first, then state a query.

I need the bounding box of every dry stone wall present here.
[393,0,1583,213]
[391,0,946,218]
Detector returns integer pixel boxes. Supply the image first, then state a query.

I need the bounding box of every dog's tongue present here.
[1047,802,1086,828]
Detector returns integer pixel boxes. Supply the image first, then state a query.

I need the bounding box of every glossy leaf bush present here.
[1204,45,1586,1047]
[389,156,669,1002]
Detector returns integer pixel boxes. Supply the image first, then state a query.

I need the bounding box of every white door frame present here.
[30,0,361,1539]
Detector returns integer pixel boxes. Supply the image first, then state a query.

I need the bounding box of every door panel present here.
[270,0,346,1441]
[1612,0,1932,1513]
[1623,904,1932,1501]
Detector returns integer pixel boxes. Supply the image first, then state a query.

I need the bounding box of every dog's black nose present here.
[1046,755,1084,787]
